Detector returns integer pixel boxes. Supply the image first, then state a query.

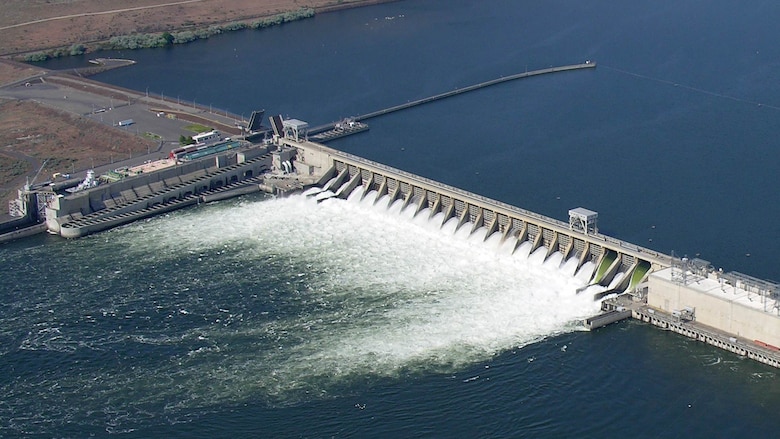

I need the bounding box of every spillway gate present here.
[308,149,671,294]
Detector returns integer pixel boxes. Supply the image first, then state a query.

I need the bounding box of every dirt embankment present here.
[0,0,398,57]
[0,95,155,206]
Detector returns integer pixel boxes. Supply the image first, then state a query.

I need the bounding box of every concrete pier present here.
[629,303,780,369]
[309,62,597,134]
[585,308,632,330]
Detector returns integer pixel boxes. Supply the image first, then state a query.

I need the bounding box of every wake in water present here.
[0,190,601,433]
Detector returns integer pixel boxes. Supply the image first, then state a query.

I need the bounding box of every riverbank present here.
[0,0,401,58]
[0,0,399,210]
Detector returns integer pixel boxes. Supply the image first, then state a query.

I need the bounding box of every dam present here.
[8,61,779,370]
[26,111,780,369]
[281,133,780,369]
[298,140,668,292]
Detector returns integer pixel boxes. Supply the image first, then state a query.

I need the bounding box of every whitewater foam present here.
[125,190,602,376]
[0,189,603,432]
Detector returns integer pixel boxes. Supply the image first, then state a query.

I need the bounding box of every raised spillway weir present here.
[293,137,670,299]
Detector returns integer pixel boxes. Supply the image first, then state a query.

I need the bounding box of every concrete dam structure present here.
[13,56,776,369]
[293,138,668,295]
[284,136,780,368]
[29,121,780,369]
[45,142,304,238]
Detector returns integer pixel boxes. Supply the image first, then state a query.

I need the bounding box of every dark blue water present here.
[50,0,779,280]
[8,0,780,436]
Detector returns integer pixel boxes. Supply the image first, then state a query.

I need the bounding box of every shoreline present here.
[315,0,402,14]
[0,0,403,199]
[2,0,403,60]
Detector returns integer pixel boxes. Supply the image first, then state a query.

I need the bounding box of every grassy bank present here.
[23,8,315,62]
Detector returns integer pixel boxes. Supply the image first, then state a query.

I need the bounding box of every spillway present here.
[285,134,780,369]
[295,139,670,296]
[308,179,613,300]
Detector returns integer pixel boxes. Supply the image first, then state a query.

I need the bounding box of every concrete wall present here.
[47,149,276,234]
[238,144,273,162]
[280,137,672,293]
[47,159,211,216]
[285,139,335,171]
[648,270,780,347]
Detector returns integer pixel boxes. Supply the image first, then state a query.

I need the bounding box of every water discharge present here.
[0,190,602,433]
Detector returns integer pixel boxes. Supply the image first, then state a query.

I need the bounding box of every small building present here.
[192,130,221,145]
[569,207,598,235]
[282,119,309,142]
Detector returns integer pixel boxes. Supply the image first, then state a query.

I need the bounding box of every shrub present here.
[26,7,316,59]
[252,8,314,29]
[69,44,86,56]
[25,52,49,62]
[173,31,197,44]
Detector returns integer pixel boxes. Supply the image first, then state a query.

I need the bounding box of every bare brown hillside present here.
[0,0,395,56]
[0,0,394,209]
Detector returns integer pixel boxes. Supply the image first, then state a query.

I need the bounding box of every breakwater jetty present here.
[309,61,596,134]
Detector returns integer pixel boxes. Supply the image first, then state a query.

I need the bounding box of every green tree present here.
[68,43,86,56]
[162,32,174,45]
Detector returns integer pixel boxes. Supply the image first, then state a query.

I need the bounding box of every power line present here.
[600,64,780,111]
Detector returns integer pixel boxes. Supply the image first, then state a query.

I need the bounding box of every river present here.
[5,0,780,436]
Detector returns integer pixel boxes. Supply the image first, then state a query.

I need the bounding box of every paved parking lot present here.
[2,78,192,143]
[1,71,260,191]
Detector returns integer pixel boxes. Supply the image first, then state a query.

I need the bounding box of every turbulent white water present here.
[121,188,600,394]
[1,189,602,431]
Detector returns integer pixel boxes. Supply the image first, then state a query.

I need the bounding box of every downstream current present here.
[7,0,780,436]
[2,192,778,437]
